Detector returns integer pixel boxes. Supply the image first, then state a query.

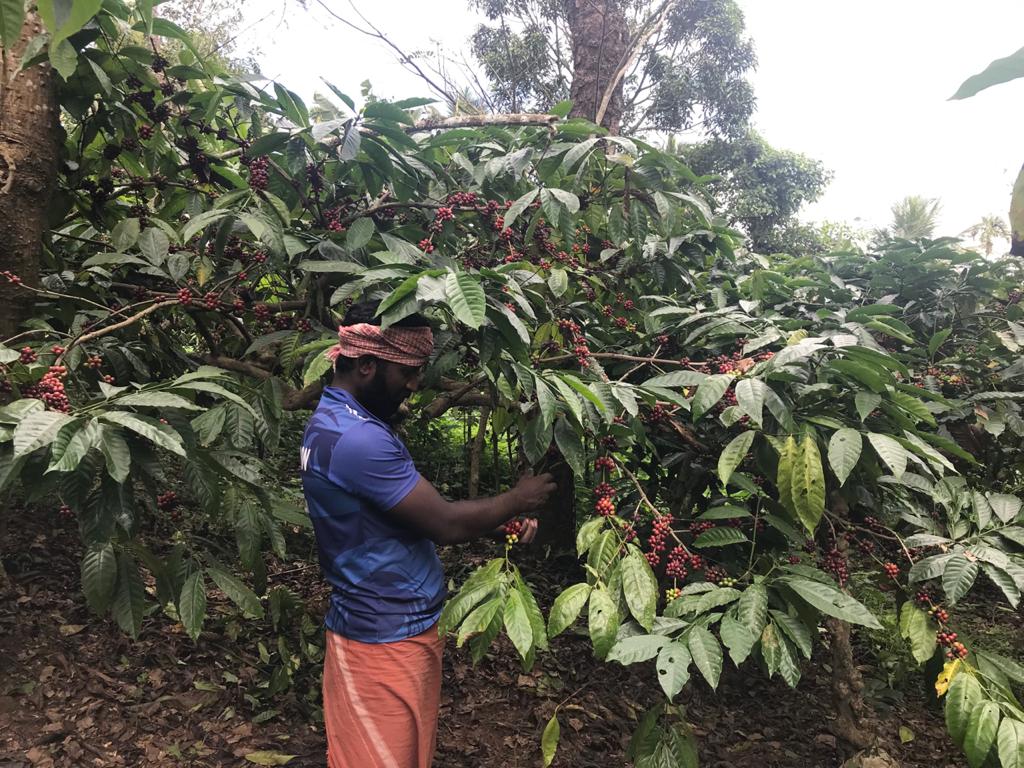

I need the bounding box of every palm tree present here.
[890,195,942,240]
[962,214,1010,257]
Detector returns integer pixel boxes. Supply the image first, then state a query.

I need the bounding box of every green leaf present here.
[942,554,979,605]
[0,0,26,49]
[964,701,1000,768]
[207,567,263,619]
[547,582,592,639]
[687,626,723,690]
[996,717,1024,768]
[952,45,1024,99]
[575,517,606,557]
[607,635,669,665]
[553,416,585,477]
[769,610,813,660]
[588,586,619,660]
[736,583,769,637]
[928,328,952,358]
[38,0,101,45]
[855,391,881,422]
[781,577,881,629]
[445,270,486,328]
[457,596,504,647]
[828,428,862,486]
[946,672,982,747]
[899,602,937,664]
[100,425,131,483]
[981,563,1021,608]
[622,549,658,631]
[503,589,534,661]
[735,379,767,426]
[867,432,907,479]
[81,543,117,614]
[173,381,258,417]
[438,560,503,634]
[345,217,375,250]
[50,420,99,473]
[48,38,77,80]
[792,434,826,535]
[138,227,170,265]
[116,392,203,411]
[100,412,185,456]
[718,430,755,486]
[542,713,560,767]
[13,410,73,458]
[112,552,146,639]
[504,188,538,229]
[179,570,207,641]
[691,374,731,421]
[720,609,757,665]
[988,493,1023,524]
[548,268,568,297]
[656,640,691,701]
[692,526,747,548]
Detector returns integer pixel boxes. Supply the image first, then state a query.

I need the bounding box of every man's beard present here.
[358,365,406,421]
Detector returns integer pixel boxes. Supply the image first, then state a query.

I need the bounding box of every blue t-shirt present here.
[300,387,445,643]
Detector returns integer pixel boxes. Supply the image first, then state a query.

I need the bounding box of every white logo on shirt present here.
[300,445,311,471]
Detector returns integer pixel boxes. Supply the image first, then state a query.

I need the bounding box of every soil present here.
[1,511,970,768]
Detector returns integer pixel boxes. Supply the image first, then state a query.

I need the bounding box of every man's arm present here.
[386,472,555,545]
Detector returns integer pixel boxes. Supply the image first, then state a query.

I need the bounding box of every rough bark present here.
[1011,160,1023,256]
[826,616,873,752]
[567,0,629,134]
[467,407,491,499]
[0,11,60,338]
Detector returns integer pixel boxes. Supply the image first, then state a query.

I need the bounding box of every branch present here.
[62,300,176,358]
[407,113,559,133]
[595,0,675,129]
[538,352,711,370]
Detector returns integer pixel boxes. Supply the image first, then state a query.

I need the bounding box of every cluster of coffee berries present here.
[157,490,178,511]
[930,606,949,623]
[645,515,673,567]
[58,503,74,521]
[557,318,591,366]
[446,191,478,206]
[594,496,616,517]
[643,403,668,424]
[689,520,715,536]
[882,562,900,579]
[594,456,615,473]
[666,546,690,578]
[254,303,271,320]
[2,270,23,284]
[787,554,801,564]
[19,347,37,364]
[324,207,344,232]
[297,318,313,333]
[937,630,958,646]
[429,206,455,233]
[914,589,932,606]
[1009,288,1022,304]
[51,345,66,356]
[504,518,524,545]
[820,547,850,586]
[704,565,728,584]
[23,365,70,412]
[85,354,103,369]
[202,292,219,310]
[419,237,435,254]
[247,156,270,191]
[139,124,154,140]
[177,288,193,305]
[665,587,681,603]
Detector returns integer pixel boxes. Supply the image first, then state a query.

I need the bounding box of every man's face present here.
[358,359,424,420]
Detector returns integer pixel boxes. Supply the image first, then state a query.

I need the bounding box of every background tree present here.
[679,130,832,252]
[470,0,756,135]
[887,194,942,240]
[963,214,1010,258]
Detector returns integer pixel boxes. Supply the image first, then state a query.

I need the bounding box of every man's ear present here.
[355,355,377,377]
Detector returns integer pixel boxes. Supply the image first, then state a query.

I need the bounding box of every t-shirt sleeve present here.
[326,421,420,511]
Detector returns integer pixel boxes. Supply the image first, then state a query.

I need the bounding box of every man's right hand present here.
[510,471,557,512]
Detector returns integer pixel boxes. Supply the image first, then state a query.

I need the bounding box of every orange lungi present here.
[323,624,443,768]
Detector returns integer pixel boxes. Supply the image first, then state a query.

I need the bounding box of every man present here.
[300,301,556,768]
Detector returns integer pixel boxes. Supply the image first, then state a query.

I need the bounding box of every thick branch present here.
[408,113,559,133]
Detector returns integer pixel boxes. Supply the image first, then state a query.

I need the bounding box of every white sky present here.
[237,0,1024,239]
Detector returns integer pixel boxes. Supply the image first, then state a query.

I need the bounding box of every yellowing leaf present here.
[244,751,296,765]
[936,658,962,697]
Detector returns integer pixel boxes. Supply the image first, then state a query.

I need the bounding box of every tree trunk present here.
[467,407,491,499]
[827,616,873,753]
[0,11,60,338]
[567,0,628,134]
[1010,161,1023,257]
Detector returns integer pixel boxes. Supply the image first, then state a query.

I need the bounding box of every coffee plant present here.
[1,3,1023,765]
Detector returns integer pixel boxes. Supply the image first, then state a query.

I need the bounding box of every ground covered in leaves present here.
[1,510,971,768]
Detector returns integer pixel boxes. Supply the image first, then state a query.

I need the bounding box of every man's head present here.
[329,301,434,420]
